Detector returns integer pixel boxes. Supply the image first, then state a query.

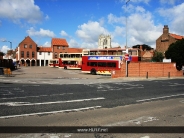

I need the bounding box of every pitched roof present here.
[19,36,37,45]
[169,33,184,40]
[37,47,52,52]
[68,48,83,53]
[52,38,69,46]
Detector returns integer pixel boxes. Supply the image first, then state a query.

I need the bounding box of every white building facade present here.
[37,47,53,66]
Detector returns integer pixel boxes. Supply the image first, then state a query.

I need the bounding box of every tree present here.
[152,51,164,62]
[165,39,184,70]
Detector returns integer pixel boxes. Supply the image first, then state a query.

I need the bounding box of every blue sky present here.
[0,0,184,53]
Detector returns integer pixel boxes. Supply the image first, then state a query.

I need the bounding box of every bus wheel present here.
[64,66,67,70]
[91,69,96,75]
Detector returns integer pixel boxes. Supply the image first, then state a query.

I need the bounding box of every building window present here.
[55,52,57,58]
[39,52,42,55]
[48,52,50,55]
[32,52,35,58]
[24,44,27,48]
[21,51,24,57]
[62,46,65,50]
[29,45,32,48]
[27,51,29,58]
[57,46,60,49]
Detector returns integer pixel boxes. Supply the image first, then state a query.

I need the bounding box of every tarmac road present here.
[0,66,184,138]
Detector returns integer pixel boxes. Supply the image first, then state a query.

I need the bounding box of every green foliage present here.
[152,51,164,62]
[0,52,4,56]
[165,38,184,70]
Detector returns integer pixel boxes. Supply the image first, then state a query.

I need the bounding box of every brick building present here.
[51,38,69,59]
[156,25,184,54]
[16,36,37,66]
[16,36,83,66]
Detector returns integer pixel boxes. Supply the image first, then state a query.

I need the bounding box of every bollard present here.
[168,72,170,78]
[146,72,148,79]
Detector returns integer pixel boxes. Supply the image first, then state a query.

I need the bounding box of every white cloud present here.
[43,41,51,46]
[68,39,81,48]
[108,13,125,24]
[128,11,162,47]
[0,0,43,24]
[158,2,184,35]
[160,0,178,5]
[68,39,97,49]
[76,21,109,43]
[60,30,69,37]
[45,15,50,20]
[0,45,10,53]
[120,0,150,4]
[27,27,56,38]
[107,5,163,48]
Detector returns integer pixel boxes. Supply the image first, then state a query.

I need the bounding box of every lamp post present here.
[125,0,130,77]
[2,40,12,50]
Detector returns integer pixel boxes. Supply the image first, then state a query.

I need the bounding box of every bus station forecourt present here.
[0,66,182,85]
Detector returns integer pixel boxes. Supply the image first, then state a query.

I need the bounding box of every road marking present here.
[136,94,184,102]
[107,116,158,126]
[0,97,105,106]
[0,106,102,119]
[0,93,73,100]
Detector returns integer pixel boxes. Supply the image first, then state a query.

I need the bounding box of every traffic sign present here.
[125,54,129,61]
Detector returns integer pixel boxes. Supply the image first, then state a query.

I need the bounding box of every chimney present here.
[163,25,169,34]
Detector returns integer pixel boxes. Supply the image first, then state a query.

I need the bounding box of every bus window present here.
[71,54,75,58]
[87,62,97,67]
[60,54,64,58]
[98,62,106,67]
[71,61,76,65]
[64,54,68,58]
[107,62,116,67]
[91,62,97,67]
[63,61,68,64]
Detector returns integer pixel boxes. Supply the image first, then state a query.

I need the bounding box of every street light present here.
[2,40,12,50]
[125,0,130,77]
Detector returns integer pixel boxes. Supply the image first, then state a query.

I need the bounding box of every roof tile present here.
[169,33,184,40]
[52,38,69,46]
[68,48,83,53]
[37,47,52,52]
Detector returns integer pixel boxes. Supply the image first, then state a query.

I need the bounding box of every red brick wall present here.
[18,36,37,60]
[53,46,69,59]
[111,62,183,78]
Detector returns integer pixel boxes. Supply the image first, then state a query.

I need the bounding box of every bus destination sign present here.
[88,56,122,60]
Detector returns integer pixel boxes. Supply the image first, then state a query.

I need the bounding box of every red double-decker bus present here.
[59,53,82,69]
[81,48,140,75]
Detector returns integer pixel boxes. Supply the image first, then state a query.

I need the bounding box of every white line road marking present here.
[0,97,105,106]
[0,106,102,119]
[136,94,184,102]
[107,116,158,126]
[140,136,150,138]
[0,93,73,100]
